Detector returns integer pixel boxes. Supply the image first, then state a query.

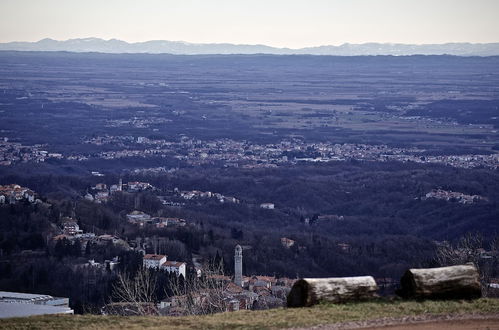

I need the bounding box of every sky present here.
[1,0,498,48]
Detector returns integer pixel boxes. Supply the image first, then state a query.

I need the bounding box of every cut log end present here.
[287,279,312,308]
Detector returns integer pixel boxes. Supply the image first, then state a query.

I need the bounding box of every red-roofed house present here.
[143,254,167,269]
[161,261,186,278]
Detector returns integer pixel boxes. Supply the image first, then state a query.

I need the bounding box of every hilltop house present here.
[142,254,186,278]
[143,254,167,269]
[62,218,83,236]
[280,237,295,248]
[162,261,187,278]
[93,183,107,191]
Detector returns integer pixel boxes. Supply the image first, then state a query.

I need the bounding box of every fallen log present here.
[397,264,481,300]
[287,276,378,307]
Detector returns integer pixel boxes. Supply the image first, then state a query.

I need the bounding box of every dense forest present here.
[1,160,498,312]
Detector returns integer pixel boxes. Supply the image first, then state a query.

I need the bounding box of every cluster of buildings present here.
[316,214,345,221]
[161,189,268,209]
[3,133,498,170]
[161,274,293,315]
[77,257,120,272]
[0,184,36,204]
[387,153,499,170]
[423,189,485,204]
[177,189,239,204]
[227,245,295,311]
[85,179,154,203]
[84,134,137,146]
[142,254,187,278]
[126,210,187,228]
[82,135,499,170]
[103,117,172,129]
[53,217,128,251]
[160,245,295,316]
[0,138,63,166]
[125,166,177,175]
[157,196,185,208]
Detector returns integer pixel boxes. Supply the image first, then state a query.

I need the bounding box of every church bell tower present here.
[234,244,243,286]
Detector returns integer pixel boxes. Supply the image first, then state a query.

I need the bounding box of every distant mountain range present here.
[1,38,499,56]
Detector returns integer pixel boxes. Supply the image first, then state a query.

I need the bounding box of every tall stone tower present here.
[234,244,243,287]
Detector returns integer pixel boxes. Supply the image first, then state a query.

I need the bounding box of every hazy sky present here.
[1,0,498,47]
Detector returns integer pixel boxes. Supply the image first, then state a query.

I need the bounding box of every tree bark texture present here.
[287,276,378,307]
[398,264,481,300]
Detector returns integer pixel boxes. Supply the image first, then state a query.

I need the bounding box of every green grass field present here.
[1,298,498,330]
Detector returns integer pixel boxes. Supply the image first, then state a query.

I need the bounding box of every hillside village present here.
[0,181,307,316]
[84,179,153,203]
[423,189,486,204]
[0,182,294,313]
[0,138,63,166]
[0,184,37,204]
[137,246,296,316]
[53,216,297,315]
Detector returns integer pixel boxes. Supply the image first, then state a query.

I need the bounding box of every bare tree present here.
[436,233,483,266]
[111,267,158,315]
[436,233,497,296]
[167,260,228,315]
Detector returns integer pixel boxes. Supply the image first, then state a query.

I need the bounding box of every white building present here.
[109,185,119,194]
[142,255,186,278]
[127,181,152,192]
[161,261,186,278]
[142,254,167,269]
[24,190,35,203]
[62,220,83,236]
[84,193,94,201]
[260,203,275,209]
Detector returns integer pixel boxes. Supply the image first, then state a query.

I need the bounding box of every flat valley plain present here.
[0,52,498,302]
[0,52,498,153]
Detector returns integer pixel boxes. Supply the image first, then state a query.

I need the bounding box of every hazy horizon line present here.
[2,37,499,49]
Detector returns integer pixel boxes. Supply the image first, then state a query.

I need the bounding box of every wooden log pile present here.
[287,276,378,307]
[397,264,481,300]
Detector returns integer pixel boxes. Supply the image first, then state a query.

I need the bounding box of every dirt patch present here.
[293,313,499,330]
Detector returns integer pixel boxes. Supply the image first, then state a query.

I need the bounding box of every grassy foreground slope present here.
[1,299,499,330]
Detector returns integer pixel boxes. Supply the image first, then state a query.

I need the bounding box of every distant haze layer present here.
[1,0,499,48]
[1,38,499,56]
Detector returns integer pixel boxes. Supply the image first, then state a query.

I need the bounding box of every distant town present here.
[2,135,497,170]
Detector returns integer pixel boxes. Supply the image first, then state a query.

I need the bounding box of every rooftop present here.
[162,261,185,267]
[144,254,166,260]
[0,291,53,302]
